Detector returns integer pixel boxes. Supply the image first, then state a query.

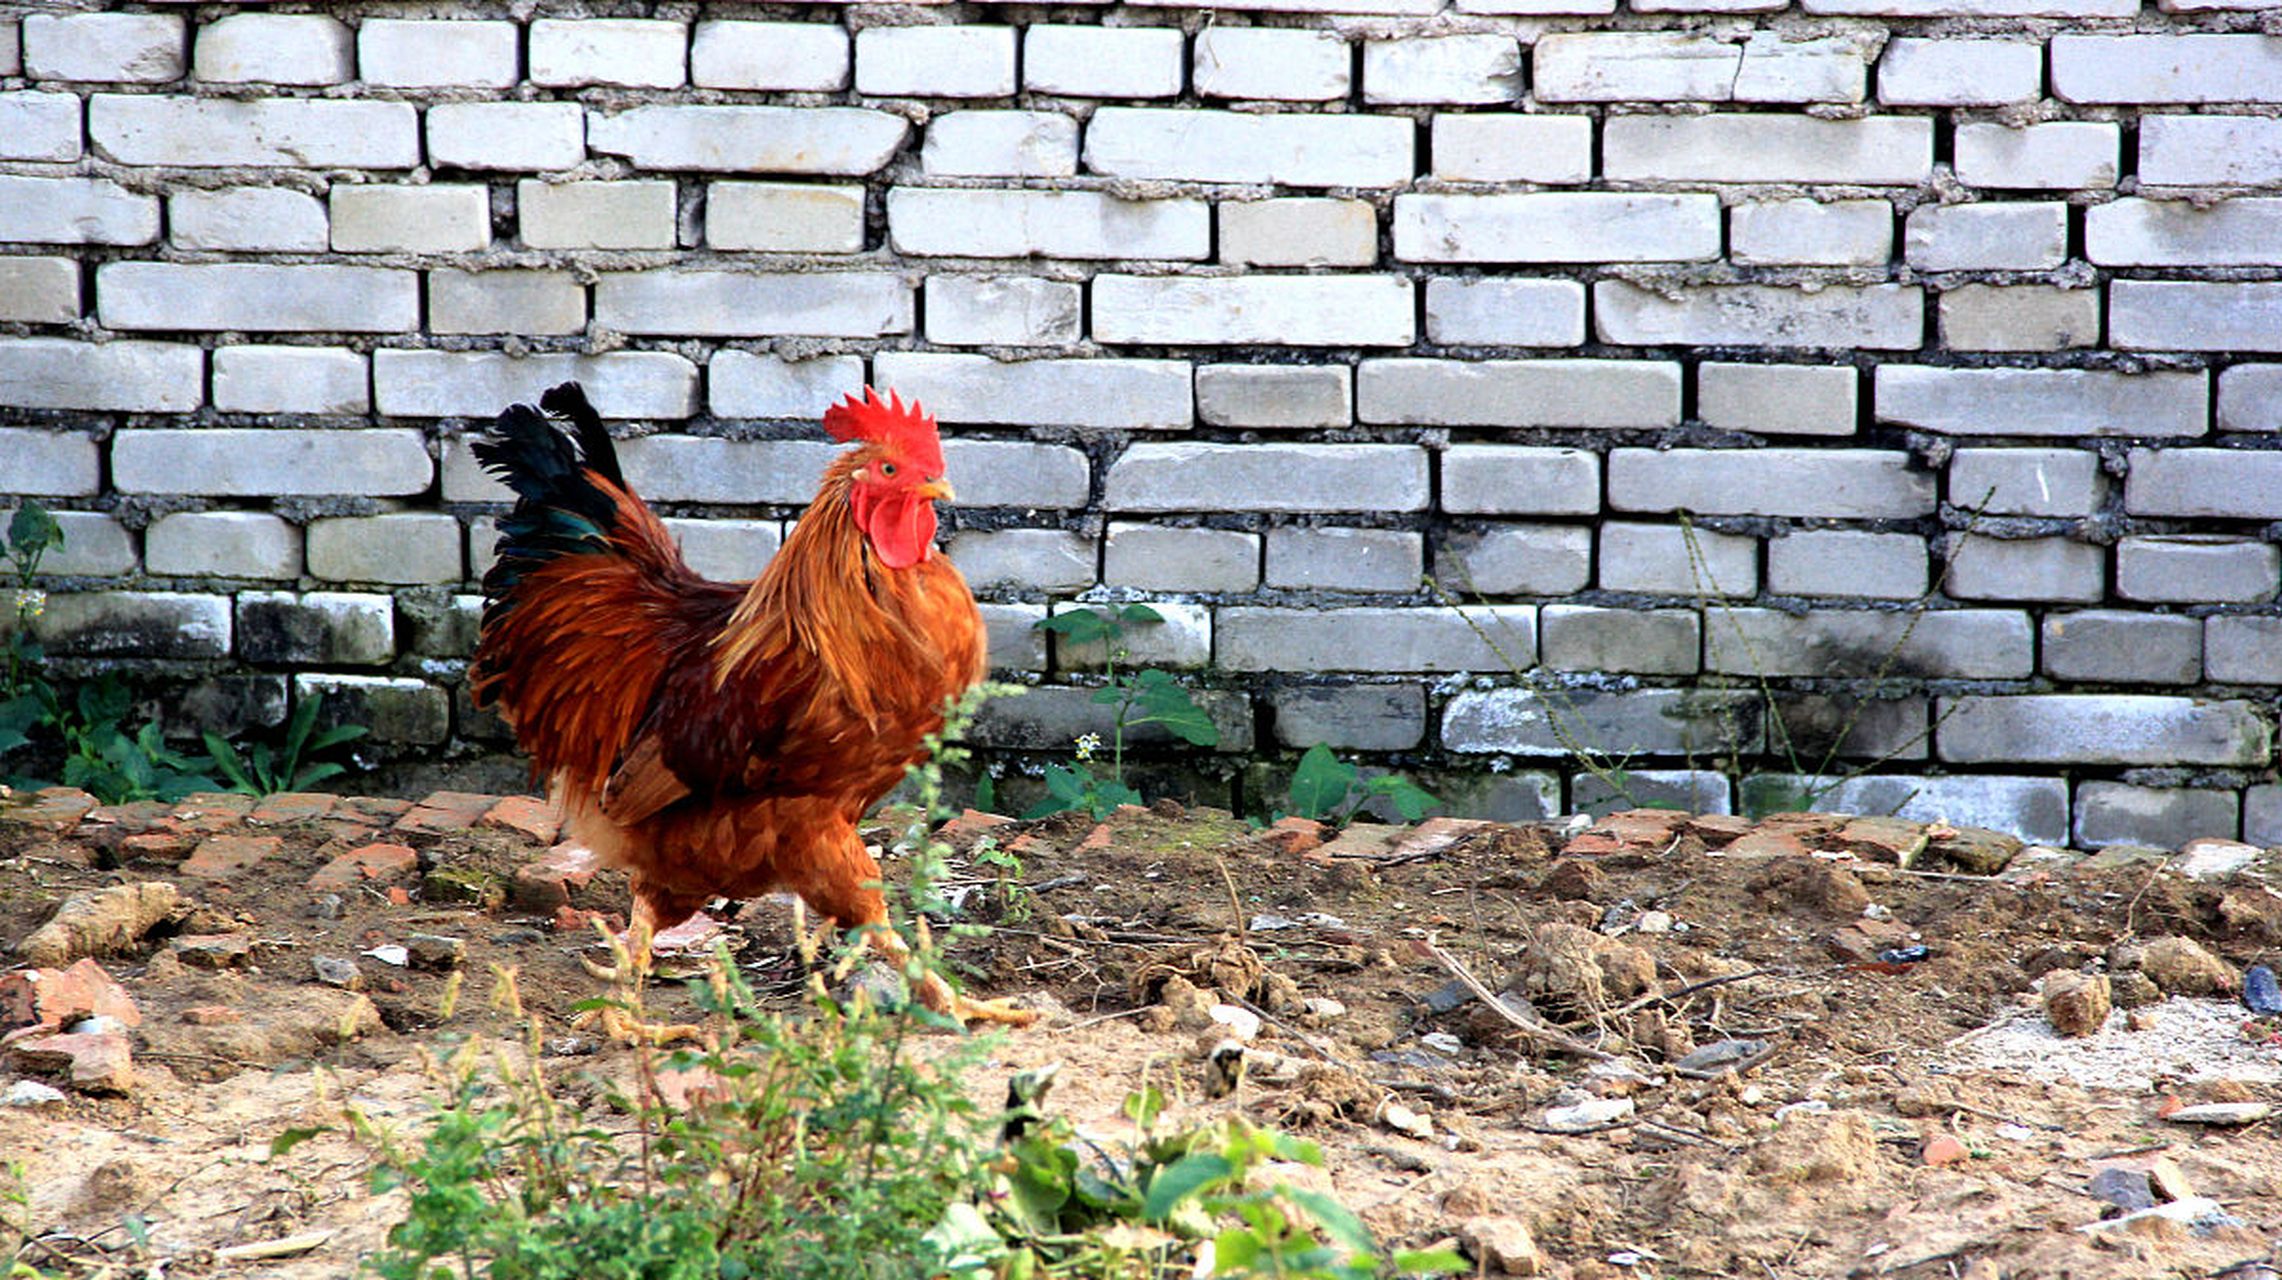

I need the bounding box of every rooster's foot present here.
[572,1002,707,1048]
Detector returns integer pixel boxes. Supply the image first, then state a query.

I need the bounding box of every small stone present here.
[1378,1100,1434,1139]
[1921,1134,1970,1167]
[480,794,562,844]
[2043,970,2112,1038]
[170,933,253,968]
[306,841,419,892]
[16,881,183,966]
[1457,1215,1548,1277]
[0,957,141,1030]
[181,1004,243,1025]
[1539,859,1604,901]
[2174,837,2260,881]
[1540,1095,1634,1132]
[1672,1039,1772,1079]
[1747,857,1870,917]
[2164,1102,2273,1126]
[1300,996,1346,1024]
[2,1079,66,1108]
[405,934,466,970]
[2109,971,2163,1008]
[2139,936,2235,997]
[308,893,346,920]
[2242,965,2281,1016]
[361,944,409,967]
[1926,825,2022,875]
[1827,918,1915,965]
[1208,1003,1261,1041]
[2149,1156,2196,1203]
[546,1035,600,1057]
[422,866,505,909]
[7,1029,134,1093]
[1635,910,1674,933]
[312,956,364,990]
[2090,1166,2157,1211]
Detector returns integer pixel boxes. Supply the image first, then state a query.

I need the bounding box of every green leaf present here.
[0,728,26,757]
[1285,1187,1377,1257]
[1131,670,1218,746]
[1390,1247,1472,1275]
[1211,1226,1264,1271]
[269,1125,331,1159]
[1122,1086,1165,1130]
[8,505,61,560]
[1034,609,1113,649]
[1090,685,1127,706]
[1287,745,1356,821]
[1142,1153,1234,1223]
[1116,603,1163,625]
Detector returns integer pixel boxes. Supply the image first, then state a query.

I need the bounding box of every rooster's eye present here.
[879,462,897,477]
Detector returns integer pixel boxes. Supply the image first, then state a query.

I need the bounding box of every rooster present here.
[470,382,1035,1041]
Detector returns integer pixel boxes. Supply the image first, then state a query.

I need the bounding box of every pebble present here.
[406,934,466,971]
[1207,1003,1260,1041]
[1921,1134,1970,1166]
[1300,996,1346,1024]
[1541,1096,1635,1132]
[1419,1031,1465,1055]
[1672,1039,1772,1079]
[2,1080,67,1108]
[2089,1167,2156,1212]
[308,894,345,920]
[2244,964,2281,1016]
[1635,910,1673,934]
[547,1036,600,1057]
[2163,1102,2273,1127]
[1378,1100,1434,1140]
[312,956,364,990]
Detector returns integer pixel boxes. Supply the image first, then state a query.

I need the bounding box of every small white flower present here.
[1073,733,1102,761]
[10,588,43,620]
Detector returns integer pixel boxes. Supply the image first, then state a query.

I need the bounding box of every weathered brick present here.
[1770,530,1927,600]
[688,21,842,90]
[0,21,16,75]
[1423,279,1586,348]
[1730,198,1892,267]
[213,346,368,415]
[1095,275,1413,346]
[871,352,1189,429]
[1603,114,1931,185]
[113,429,430,497]
[1541,605,1700,674]
[1939,285,2100,352]
[0,176,156,246]
[1940,695,2268,766]
[942,442,1093,510]
[375,351,696,421]
[1363,34,1521,104]
[1104,524,1260,592]
[587,104,907,175]
[1025,26,1181,97]
[978,602,1046,672]
[1706,609,2032,678]
[2090,198,2282,268]
[1270,685,1427,751]
[1360,359,1680,429]
[1444,688,1757,757]
[1429,114,1592,183]
[1805,0,2132,15]
[2075,783,2239,850]
[888,189,1205,260]
[1598,522,1757,596]
[519,179,676,251]
[91,95,417,167]
[2118,535,2278,604]
[427,103,586,172]
[2220,366,2282,434]
[1196,366,1351,429]
[2112,281,2282,353]
[22,13,182,83]
[1596,282,1922,349]
[926,277,1080,346]
[99,263,417,334]
[36,592,230,659]
[0,430,98,496]
[1266,528,1423,593]
[1437,525,1594,596]
[1950,448,2106,517]
[2043,610,2202,684]
[1946,536,2105,603]
[659,518,780,582]
[1220,606,1534,673]
[1877,367,2207,437]
[236,592,394,666]
[1877,37,2041,104]
[1575,771,1733,818]
[308,515,463,586]
[169,187,327,252]
[2140,115,2282,187]
[530,18,686,89]
[357,19,517,89]
[0,91,83,161]
[1771,773,2069,846]
[595,270,911,338]
[1395,192,1719,264]
[946,529,1096,592]
[1221,198,1376,269]
[1053,601,1211,672]
[1905,203,2067,271]
[429,270,585,338]
[2125,448,2282,519]
[2207,616,2282,684]
[194,14,351,85]
[613,438,837,505]
[855,26,1015,98]
[1440,446,1600,515]
[145,512,302,579]
[1697,363,1859,437]
[1105,443,1428,513]
[922,111,1077,178]
[1192,28,1349,102]
[2052,34,2282,105]
[708,352,865,421]
[0,339,202,414]
[1536,32,1865,104]
[331,184,488,254]
[709,182,864,253]
[1085,108,1413,187]
[1,510,132,577]
[1953,121,2119,190]
[296,674,450,747]
[0,257,79,324]
[1611,448,1933,518]
[970,685,1249,754]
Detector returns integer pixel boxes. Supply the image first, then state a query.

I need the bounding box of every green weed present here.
[1029,604,1218,819]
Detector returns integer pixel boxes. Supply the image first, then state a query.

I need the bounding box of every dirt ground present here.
[3,786,2281,1279]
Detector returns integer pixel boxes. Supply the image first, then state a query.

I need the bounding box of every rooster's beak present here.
[918,477,956,503]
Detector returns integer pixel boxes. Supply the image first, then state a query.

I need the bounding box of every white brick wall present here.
[692,22,849,91]
[530,19,687,89]
[193,14,352,86]
[1192,28,1348,101]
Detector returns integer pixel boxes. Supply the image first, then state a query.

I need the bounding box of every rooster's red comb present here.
[823,386,944,470]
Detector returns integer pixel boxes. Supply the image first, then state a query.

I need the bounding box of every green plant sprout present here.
[1029,604,1218,819]
[204,694,369,797]
[1281,744,1438,827]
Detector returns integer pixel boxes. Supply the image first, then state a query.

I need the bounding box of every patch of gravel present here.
[1935,997,2282,1090]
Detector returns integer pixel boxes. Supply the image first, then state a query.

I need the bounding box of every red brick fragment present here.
[394,790,499,836]
[7,1029,134,1093]
[1077,823,1114,853]
[0,958,141,1031]
[82,799,173,833]
[512,842,600,912]
[1261,815,1328,857]
[306,841,420,892]
[939,808,1016,847]
[182,1004,243,1025]
[480,794,562,845]
[1921,1134,1970,1166]
[247,791,340,827]
[341,795,414,821]
[181,834,282,879]
[120,830,197,862]
[1720,830,1817,859]
[1386,817,1491,862]
[1682,814,1754,847]
[386,886,412,906]
[1560,832,1634,857]
[1,787,100,834]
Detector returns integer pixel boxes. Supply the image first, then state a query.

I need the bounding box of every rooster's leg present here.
[861,924,1038,1029]
[574,896,706,1047]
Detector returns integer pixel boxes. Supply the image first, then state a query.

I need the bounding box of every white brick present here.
[979,602,1047,672]
[1425,279,1587,347]
[1808,0,2132,13]
[1106,444,1427,513]
[871,352,1190,429]
[18,514,132,578]
[194,14,351,85]
[613,438,838,505]
[1710,609,2031,677]
[925,277,1081,346]
[1698,364,1859,437]
[1596,282,1923,349]
[1363,34,1521,105]
[2140,116,2282,187]
[1429,115,1592,184]
[0,257,80,324]
[1950,448,2106,516]
[0,21,15,75]
[1268,528,1423,592]
[1951,539,2099,607]
[331,184,489,253]
[888,189,1206,260]
[1769,530,1927,599]
[2220,366,2282,433]
[0,429,99,496]
[1196,366,1352,429]
[922,111,1077,178]
[662,518,781,583]
[1878,38,2041,105]
[1939,285,2100,352]
[1458,0,1617,13]
[1193,28,1348,102]
[357,20,517,89]
[942,441,1093,509]
[427,103,586,172]
[1905,203,2067,271]
[1877,367,2208,437]
[114,430,429,497]
[2118,536,2278,604]
[374,350,697,420]
[709,182,864,253]
[169,187,327,252]
[2112,281,2282,353]
[1094,275,1414,346]
[0,339,202,414]
[309,515,462,586]
[1731,199,1892,267]
[2053,35,2282,105]
[708,352,865,420]
[1105,524,1260,592]
[692,21,849,91]
[1362,359,1680,430]
[1441,446,1602,515]
[1395,192,1720,264]
[1934,695,2263,768]
[596,270,911,338]
[1604,114,1932,185]
[1600,522,1757,596]
[518,179,676,251]
[1026,27,1182,98]
[146,513,302,579]
[1953,122,2119,190]
[1223,607,1531,674]
[588,105,907,175]
[213,347,369,415]
[1221,198,1377,268]
[100,263,416,333]
[429,269,585,337]
[0,91,83,161]
[2125,449,2282,519]
[1086,108,1413,187]
[855,27,1015,98]
[1439,525,1594,595]
[2089,198,2282,268]
[91,95,417,167]
[530,19,686,89]
[947,529,1095,591]
[1611,448,1935,518]
[0,176,155,246]
[22,13,182,83]
[1535,32,1865,104]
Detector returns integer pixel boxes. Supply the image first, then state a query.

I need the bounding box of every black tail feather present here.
[472,381,625,614]
[539,381,627,493]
